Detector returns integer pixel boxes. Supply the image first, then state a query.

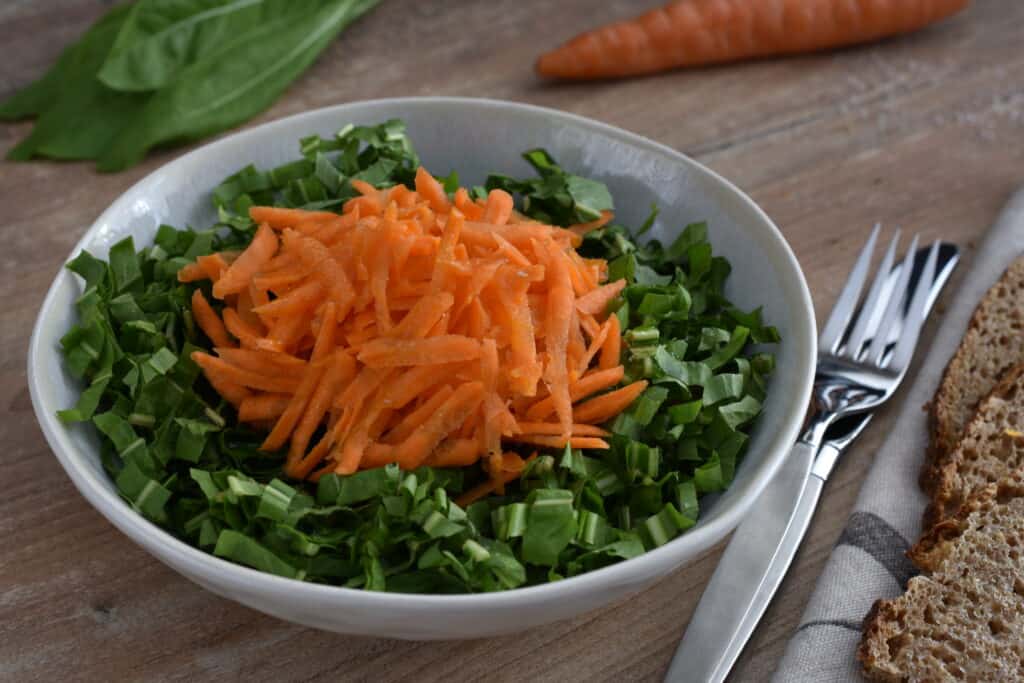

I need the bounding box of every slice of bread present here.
[859,471,1024,682]
[926,364,1024,525]
[926,256,1024,490]
[910,469,1024,573]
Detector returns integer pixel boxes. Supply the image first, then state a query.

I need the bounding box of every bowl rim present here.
[28,96,816,609]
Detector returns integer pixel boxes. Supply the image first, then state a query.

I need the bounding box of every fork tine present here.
[869,234,919,365]
[886,241,940,371]
[841,229,901,359]
[819,223,880,353]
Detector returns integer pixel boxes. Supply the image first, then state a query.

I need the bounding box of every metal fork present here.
[808,226,937,445]
[666,229,960,683]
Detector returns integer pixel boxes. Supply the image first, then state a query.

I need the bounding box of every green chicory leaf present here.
[4,0,381,172]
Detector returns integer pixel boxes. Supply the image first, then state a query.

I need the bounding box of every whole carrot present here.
[536,0,969,80]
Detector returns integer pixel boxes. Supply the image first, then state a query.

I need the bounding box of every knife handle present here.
[665,441,829,683]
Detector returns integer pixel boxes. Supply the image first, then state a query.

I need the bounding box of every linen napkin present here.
[772,188,1024,682]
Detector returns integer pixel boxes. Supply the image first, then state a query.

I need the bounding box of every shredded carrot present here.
[253,280,323,317]
[197,252,234,281]
[260,360,327,451]
[415,166,450,214]
[223,308,264,348]
[600,314,622,369]
[213,347,305,372]
[284,230,356,323]
[212,224,278,299]
[182,168,644,496]
[525,366,626,420]
[392,381,484,470]
[389,292,454,339]
[384,385,455,445]
[288,352,356,465]
[453,188,484,220]
[578,312,601,339]
[455,453,535,507]
[542,240,575,440]
[579,317,612,370]
[574,380,649,424]
[357,335,481,367]
[491,232,530,267]
[567,210,614,236]
[576,279,626,316]
[310,302,337,362]
[483,189,514,226]
[191,290,234,349]
[200,364,251,408]
[508,435,610,450]
[252,266,309,292]
[515,422,610,437]
[258,311,309,353]
[493,270,542,396]
[568,250,599,291]
[250,206,338,229]
[177,262,208,283]
[238,394,293,423]
[424,437,482,468]
[192,351,301,394]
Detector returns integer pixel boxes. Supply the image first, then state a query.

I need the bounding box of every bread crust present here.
[924,257,1024,493]
[858,598,906,683]
[926,363,1024,526]
[912,468,1024,572]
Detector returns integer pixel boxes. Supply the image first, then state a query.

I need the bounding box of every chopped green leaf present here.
[214,530,299,579]
[522,489,577,566]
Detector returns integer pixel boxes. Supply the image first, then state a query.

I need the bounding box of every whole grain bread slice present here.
[926,363,1024,525]
[911,468,1024,573]
[925,255,1024,491]
[859,471,1024,682]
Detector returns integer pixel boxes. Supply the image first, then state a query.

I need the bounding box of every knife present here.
[665,243,960,683]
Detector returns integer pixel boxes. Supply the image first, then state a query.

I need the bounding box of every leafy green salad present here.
[59,120,778,593]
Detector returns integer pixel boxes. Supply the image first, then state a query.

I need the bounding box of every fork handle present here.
[665,441,829,683]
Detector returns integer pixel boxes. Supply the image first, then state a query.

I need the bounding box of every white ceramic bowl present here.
[28,97,815,640]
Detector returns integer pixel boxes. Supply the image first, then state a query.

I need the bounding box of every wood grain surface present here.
[2,1,1022,681]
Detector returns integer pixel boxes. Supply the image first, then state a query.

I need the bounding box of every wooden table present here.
[2,1,1022,680]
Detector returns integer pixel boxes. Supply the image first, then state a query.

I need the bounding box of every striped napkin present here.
[772,188,1024,682]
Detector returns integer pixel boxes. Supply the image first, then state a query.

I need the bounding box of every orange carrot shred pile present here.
[182,168,642,484]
